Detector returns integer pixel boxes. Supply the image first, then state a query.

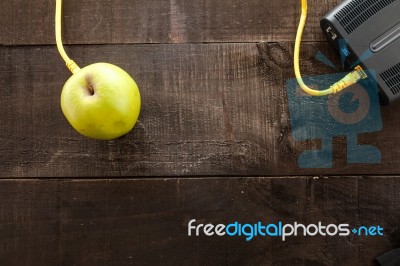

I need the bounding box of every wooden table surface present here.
[1,0,399,265]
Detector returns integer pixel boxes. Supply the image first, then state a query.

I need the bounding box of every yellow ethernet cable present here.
[294,0,368,96]
[55,0,81,74]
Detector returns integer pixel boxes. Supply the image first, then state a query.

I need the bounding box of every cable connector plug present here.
[66,60,81,75]
[330,65,368,94]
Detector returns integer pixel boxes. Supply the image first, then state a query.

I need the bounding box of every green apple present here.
[61,63,141,140]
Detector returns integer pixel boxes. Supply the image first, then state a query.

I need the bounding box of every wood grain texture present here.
[0,0,340,45]
[0,42,398,177]
[0,177,398,266]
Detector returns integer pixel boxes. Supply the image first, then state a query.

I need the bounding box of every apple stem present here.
[55,0,81,75]
[87,83,95,95]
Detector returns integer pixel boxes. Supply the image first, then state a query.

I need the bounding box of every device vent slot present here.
[380,63,400,95]
[334,0,397,34]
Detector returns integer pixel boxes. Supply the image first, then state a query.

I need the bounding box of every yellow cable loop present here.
[294,0,367,96]
[56,0,81,74]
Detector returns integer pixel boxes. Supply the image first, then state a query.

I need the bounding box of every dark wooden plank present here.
[0,0,340,45]
[0,180,61,266]
[1,42,399,177]
[59,180,108,265]
[0,177,398,265]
